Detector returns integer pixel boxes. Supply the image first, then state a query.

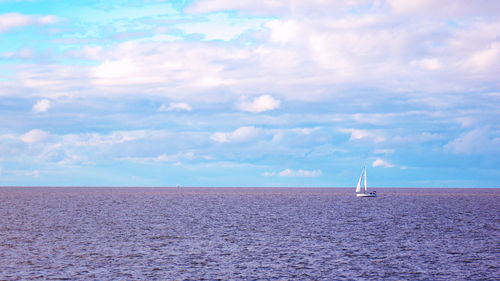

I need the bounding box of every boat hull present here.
[356,193,377,197]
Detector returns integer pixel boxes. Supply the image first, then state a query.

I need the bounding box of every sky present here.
[0,0,499,187]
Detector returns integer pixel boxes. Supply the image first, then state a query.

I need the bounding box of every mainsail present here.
[355,167,363,193]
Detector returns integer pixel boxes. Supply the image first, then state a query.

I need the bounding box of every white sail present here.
[355,168,363,193]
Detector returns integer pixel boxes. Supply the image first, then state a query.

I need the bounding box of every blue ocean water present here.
[0,187,498,280]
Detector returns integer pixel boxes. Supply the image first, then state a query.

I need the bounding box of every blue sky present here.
[0,0,499,187]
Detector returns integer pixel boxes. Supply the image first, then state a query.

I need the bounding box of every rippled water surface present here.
[0,187,498,280]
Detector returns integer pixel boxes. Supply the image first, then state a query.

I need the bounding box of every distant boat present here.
[356,166,377,197]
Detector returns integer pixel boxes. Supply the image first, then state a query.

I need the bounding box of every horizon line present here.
[1,186,498,189]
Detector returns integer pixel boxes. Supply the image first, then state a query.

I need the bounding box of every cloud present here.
[32,99,52,113]
[21,129,50,144]
[156,152,195,162]
[291,127,320,135]
[158,102,192,112]
[386,0,500,18]
[444,128,500,155]
[374,149,395,154]
[236,95,281,113]
[186,0,366,16]
[175,13,268,41]
[87,42,233,91]
[341,128,386,143]
[410,58,441,71]
[25,170,41,178]
[263,169,322,177]
[210,126,262,143]
[71,130,150,147]
[186,0,287,15]
[462,42,500,73]
[372,158,395,168]
[265,20,299,44]
[266,168,322,177]
[2,48,34,59]
[122,152,198,163]
[0,13,59,32]
[57,154,93,166]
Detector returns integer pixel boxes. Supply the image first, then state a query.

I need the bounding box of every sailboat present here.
[355,166,377,197]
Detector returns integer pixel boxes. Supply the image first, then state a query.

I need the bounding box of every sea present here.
[0,187,498,280]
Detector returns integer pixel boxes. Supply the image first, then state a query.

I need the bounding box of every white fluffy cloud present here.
[341,128,386,143]
[21,129,50,144]
[236,95,281,113]
[86,42,234,95]
[32,99,52,113]
[372,158,395,168]
[158,102,192,112]
[210,126,262,143]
